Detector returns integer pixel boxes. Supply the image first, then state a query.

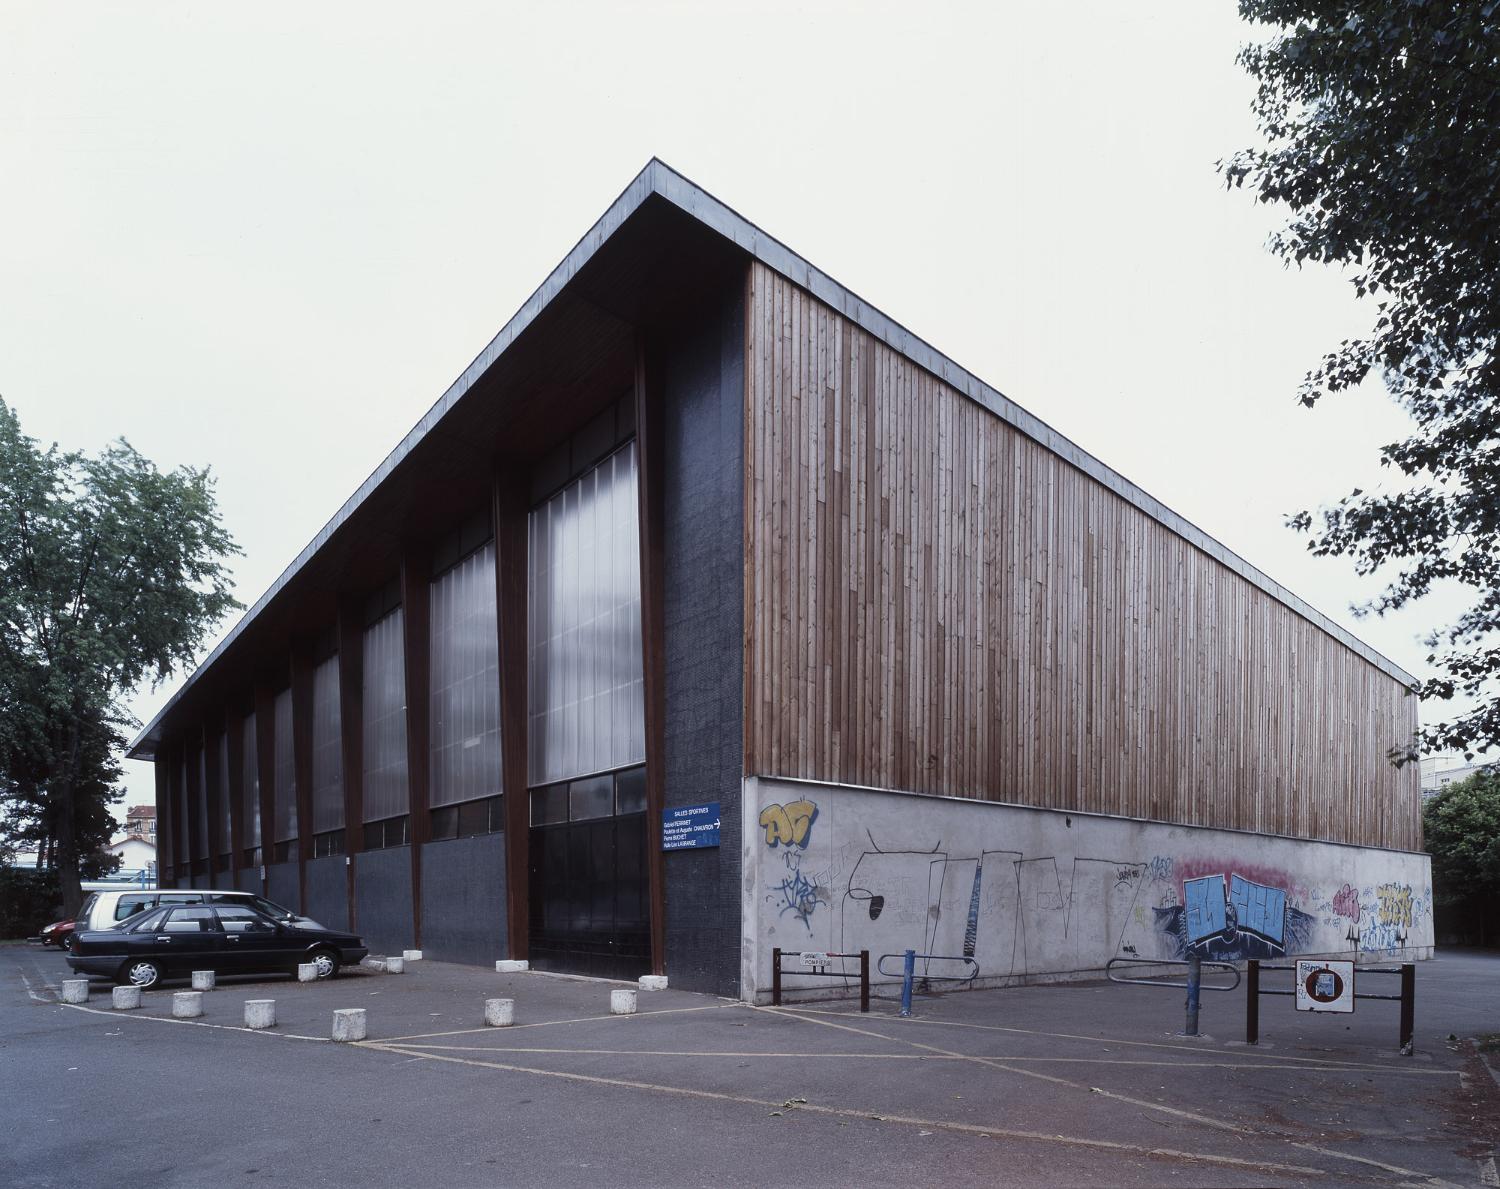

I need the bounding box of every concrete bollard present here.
[112,986,141,1010]
[402,949,423,962]
[331,1008,367,1042]
[484,998,515,1027]
[191,970,216,991]
[245,999,276,1029]
[297,963,318,982]
[495,959,529,973]
[385,957,405,974]
[638,975,668,992]
[173,991,204,1019]
[610,988,637,1015]
[60,979,89,1004]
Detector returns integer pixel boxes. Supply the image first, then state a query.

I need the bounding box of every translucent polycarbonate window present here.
[310,654,343,833]
[429,540,501,807]
[272,687,297,843]
[362,606,409,822]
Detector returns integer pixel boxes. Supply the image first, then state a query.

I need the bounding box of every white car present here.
[73,889,314,935]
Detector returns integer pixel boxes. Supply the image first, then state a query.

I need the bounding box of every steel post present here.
[860,950,870,1014]
[1184,951,1201,1036]
[898,949,915,1018]
[1246,959,1259,1045]
[1400,963,1415,1053]
[772,947,781,1007]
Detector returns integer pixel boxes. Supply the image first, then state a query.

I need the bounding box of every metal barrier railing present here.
[1247,959,1415,1052]
[770,948,870,1012]
[1105,957,1241,991]
[877,950,980,1017]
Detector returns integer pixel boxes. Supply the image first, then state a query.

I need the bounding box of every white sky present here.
[0,2,1479,815]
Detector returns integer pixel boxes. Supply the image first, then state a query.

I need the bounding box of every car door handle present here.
[227,936,240,943]
[156,936,172,942]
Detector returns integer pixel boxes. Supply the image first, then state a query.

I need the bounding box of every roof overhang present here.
[128,158,1416,760]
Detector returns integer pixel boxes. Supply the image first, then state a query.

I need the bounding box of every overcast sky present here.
[0,2,1477,814]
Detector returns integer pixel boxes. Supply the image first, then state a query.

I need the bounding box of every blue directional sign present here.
[662,802,721,851]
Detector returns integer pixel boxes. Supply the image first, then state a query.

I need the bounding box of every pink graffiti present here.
[1332,884,1360,922]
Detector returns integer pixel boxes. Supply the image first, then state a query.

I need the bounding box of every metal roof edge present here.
[129,158,1416,760]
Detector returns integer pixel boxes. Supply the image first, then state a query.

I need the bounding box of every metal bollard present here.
[485,998,515,1027]
[192,970,216,991]
[332,1008,367,1042]
[1246,959,1260,1045]
[771,947,782,1006]
[1184,951,1201,1036]
[898,949,916,1018]
[60,979,89,1004]
[1399,963,1415,1053]
[173,991,204,1019]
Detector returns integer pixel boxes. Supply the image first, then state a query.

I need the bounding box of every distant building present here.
[128,160,1433,996]
[1420,757,1493,802]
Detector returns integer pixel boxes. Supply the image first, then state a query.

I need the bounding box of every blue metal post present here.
[899,949,916,1018]
[1184,951,1201,1036]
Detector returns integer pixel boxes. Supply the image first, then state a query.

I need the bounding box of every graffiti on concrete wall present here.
[756,793,1432,979]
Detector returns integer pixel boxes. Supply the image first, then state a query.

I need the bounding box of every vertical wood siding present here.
[743,264,1420,851]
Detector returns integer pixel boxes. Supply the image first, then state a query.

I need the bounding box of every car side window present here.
[158,894,203,906]
[215,905,277,934]
[114,896,155,921]
[127,907,170,933]
[162,906,220,933]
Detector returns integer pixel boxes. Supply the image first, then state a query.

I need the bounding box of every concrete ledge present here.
[332,1008,367,1042]
[60,979,89,1004]
[360,957,387,972]
[245,999,275,1029]
[495,959,529,973]
[638,975,668,991]
[297,963,317,982]
[191,970,216,991]
[112,986,141,1010]
[173,991,204,1019]
[385,956,405,974]
[484,998,514,1027]
[610,989,637,1015]
[402,949,423,961]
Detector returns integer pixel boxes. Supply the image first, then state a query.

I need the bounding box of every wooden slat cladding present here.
[743,264,1420,851]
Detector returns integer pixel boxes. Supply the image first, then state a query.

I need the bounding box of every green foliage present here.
[0,867,62,940]
[1422,768,1500,904]
[1225,1,1500,760]
[0,399,239,912]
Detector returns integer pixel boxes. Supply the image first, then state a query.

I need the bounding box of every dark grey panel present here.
[659,277,746,997]
[305,856,349,931]
[191,875,209,890]
[266,862,299,914]
[419,832,507,966]
[354,846,414,954]
[236,868,262,895]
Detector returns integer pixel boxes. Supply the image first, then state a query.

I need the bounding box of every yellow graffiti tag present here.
[1376,884,1413,929]
[759,800,818,848]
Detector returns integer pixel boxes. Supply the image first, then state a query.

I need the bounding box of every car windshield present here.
[124,907,170,933]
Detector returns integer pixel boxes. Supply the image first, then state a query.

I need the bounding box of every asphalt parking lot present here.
[3,943,1498,1188]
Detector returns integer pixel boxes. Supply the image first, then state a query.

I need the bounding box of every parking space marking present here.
[767,1006,1457,1186]
[373,1001,736,1043]
[55,1000,330,1041]
[784,1004,1454,1074]
[357,1040,1331,1181]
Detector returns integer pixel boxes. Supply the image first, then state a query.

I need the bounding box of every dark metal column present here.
[225,706,245,887]
[254,683,277,896]
[400,549,432,949]
[635,337,668,977]
[493,468,530,961]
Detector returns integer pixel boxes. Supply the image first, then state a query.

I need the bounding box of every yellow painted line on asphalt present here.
[374,1001,735,1043]
[357,1040,1331,1181]
[766,1007,1457,1186]
[786,1004,1454,1074]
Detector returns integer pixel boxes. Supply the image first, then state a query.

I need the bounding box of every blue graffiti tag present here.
[772,854,821,931]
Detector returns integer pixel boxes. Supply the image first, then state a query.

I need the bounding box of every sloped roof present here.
[128,159,1414,759]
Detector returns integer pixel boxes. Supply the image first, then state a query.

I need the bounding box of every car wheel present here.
[308,948,340,980]
[120,959,162,990]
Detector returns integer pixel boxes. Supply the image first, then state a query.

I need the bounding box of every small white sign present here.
[1295,959,1355,1013]
[799,951,832,969]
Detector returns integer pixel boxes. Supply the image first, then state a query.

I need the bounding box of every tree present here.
[1224,2,1500,761]
[0,399,238,915]
[1421,768,1500,943]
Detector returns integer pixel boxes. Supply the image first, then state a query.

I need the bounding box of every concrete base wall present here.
[236,867,261,895]
[305,856,349,931]
[742,777,1434,1003]
[354,846,414,954]
[420,833,506,966]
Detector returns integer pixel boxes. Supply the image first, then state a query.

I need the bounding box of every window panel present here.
[527,442,644,787]
[241,713,260,851]
[362,606,409,822]
[272,688,296,843]
[310,654,343,833]
[428,540,501,807]
[215,730,231,858]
